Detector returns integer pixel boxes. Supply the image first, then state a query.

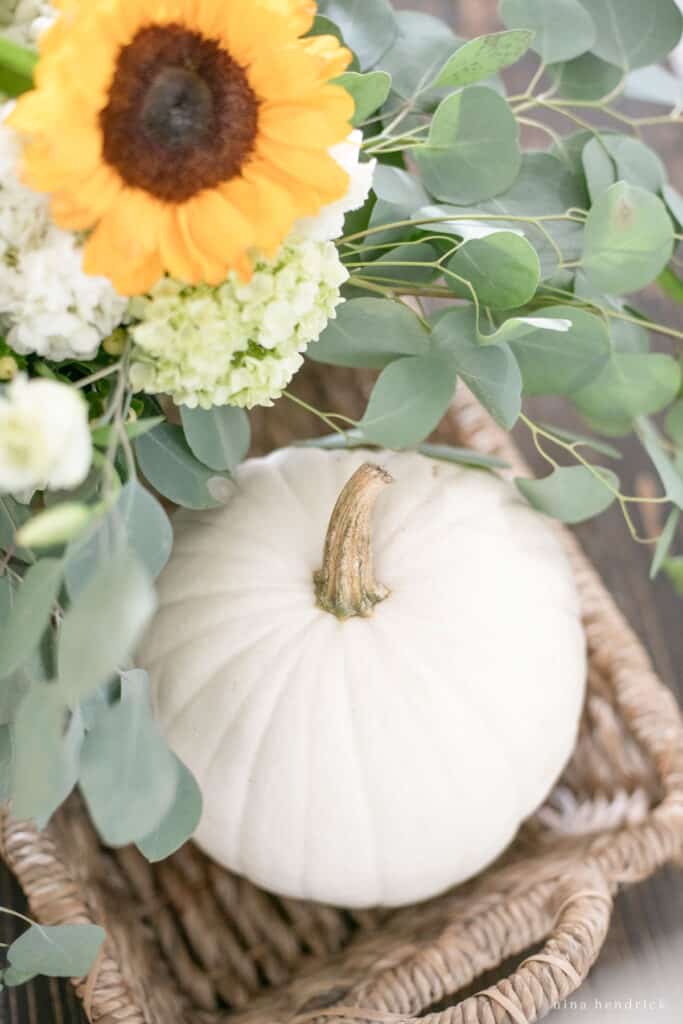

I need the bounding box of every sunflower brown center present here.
[100,24,259,203]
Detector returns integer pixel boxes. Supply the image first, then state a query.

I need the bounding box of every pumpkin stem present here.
[314,462,393,620]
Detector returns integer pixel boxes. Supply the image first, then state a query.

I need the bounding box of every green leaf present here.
[414,87,521,205]
[58,552,156,705]
[308,15,360,71]
[359,352,457,447]
[3,965,38,987]
[577,0,683,69]
[500,0,596,63]
[65,482,172,599]
[638,419,683,509]
[508,306,610,395]
[0,37,36,85]
[433,309,522,429]
[477,315,572,347]
[90,416,164,448]
[582,182,674,294]
[16,503,93,549]
[79,669,178,846]
[377,11,458,100]
[0,496,34,563]
[658,266,683,304]
[666,400,683,445]
[650,508,680,579]
[446,231,540,309]
[11,687,82,823]
[8,924,105,979]
[135,424,231,509]
[516,465,619,523]
[295,429,367,451]
[310,298,430,368]
[335,70,391,125]
[418,443,509,470]
[434,30,534,89]
[662,184,683,230]
[180,405,250,473]
[372,165,431,211]
[573,353,682,436]
[318,0,397,68]
[549,52,622,101]
[366,241,439,286]
[0,559,62,679]
[136,755,202,862]
[664,557,683,596]
[582,136,667,202]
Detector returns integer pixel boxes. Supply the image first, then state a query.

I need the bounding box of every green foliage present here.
[318,0,397,68]
[6,923,104,981]
[572,353,681,436]
[582,183,674,294]
[446,231,540,309]
[414,87,521,204]
[650,509,680,579]
[501,0,596,63]
[180,406,251,474]
[516,465,619,523]
[312,298,430,367]
[135,424,232,509]
[0,559,62,678]
[582,136,667,201]
[11,688,82,823]
[510,307,610,395]
[577,0,683,70]
[136,755,203,862]
[434,30,534,89]
[336,71,392,125]
[376,11,458,100]
[359,352,457,447]
[0,37,36,93]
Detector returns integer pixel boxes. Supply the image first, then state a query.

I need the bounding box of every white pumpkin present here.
[138,447,586,908]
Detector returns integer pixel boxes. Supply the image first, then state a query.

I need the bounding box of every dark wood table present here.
[2,1,682,1021]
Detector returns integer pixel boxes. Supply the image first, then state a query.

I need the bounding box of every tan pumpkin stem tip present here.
[314,462,393,620]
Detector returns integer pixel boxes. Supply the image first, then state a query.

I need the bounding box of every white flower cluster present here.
[0,104,128,361]
[0,374,92,493]
[129,237,349,409]
[128,132,375,409]
[0,0,54,49]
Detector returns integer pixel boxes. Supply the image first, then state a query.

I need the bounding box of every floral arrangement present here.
[0,0,682,984]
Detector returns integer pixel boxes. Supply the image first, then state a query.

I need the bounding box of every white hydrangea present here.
[296,130,376,242]
[0,104,128,361]
[0,374,92,493]
[0,0,55,49]
[128,237,349,409]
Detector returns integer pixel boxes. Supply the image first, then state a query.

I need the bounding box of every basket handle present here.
[295,869,613,1024]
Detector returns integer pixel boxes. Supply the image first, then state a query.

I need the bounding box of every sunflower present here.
[8,0,354,295]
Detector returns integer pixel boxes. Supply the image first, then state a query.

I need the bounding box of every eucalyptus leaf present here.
[446,231,540,309]
[318,0,397,68]
[135,424,231,509]
[58,552,156,705]
[662,185,683,230]
[508,306,610,395]
[372,165,431,211]
[359,352,457,447]
[582,182,674,294]
[335,70,391,125]
[65,481,172,599]
[180,405,250,473]
[650,508,680,579]
[665,400,683,445]
[295,429,367,451]
[624,66,683,108]
[414,87,521,205]
[577,0,683,69]
[434,30,534,89]
[90,416,165,448]
[477,315,572,347]
[516,465,619,523]
[573,353,681,436]
[418,443,509,470]
[11,686,82,823]
[638,418,683,509]
[310,297,430,368]
[658,266,683,304]
[0,558,62,679]
[433,309,522,429]
[536,424,622,459]
[8,924,105,979]
[500,0,596,63]
[0,496,34,563]
[582,136,666,201]
[664,557,683,597]
[549,52,622,102]
[376,10,458,100]
[79,669,178,846]
[136,755,202,862]
[308,14,360,71]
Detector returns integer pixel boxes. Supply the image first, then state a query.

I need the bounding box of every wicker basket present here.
[3,364,683,1024]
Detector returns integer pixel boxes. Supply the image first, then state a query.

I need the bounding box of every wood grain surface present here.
[2,2,682,1021]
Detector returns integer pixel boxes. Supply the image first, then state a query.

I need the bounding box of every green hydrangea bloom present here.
[128,237,348,409]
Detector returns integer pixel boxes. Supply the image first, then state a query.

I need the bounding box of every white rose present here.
[0,375,92,493]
